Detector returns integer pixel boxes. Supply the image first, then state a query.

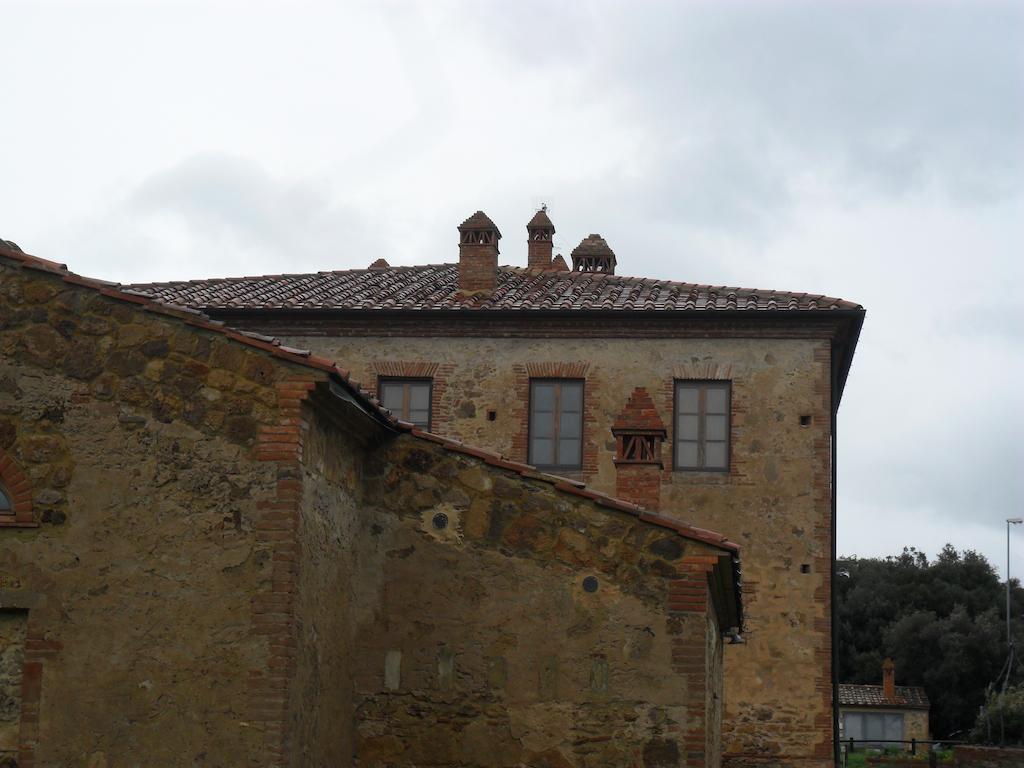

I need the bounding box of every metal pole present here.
[1006,519,1022,651]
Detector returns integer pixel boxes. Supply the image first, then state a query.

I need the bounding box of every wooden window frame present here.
[378,377,433,431]
[528,378,585,472]
[673,380,731,473]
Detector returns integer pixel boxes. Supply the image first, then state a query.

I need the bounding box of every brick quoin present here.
[669,555,721,768]
[249,374,319,766]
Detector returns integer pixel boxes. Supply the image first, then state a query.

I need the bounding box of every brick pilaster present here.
[669,555,720,768]
[249,375,317,766]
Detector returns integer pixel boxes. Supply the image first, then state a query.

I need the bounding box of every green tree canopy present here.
[837,545,1024,739]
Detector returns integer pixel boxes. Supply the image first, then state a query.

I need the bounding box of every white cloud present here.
[1,0,1021,571]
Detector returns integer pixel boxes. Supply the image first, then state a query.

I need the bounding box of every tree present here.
[837,546,1024,738]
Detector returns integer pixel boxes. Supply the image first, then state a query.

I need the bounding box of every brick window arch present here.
[0,451,35,527]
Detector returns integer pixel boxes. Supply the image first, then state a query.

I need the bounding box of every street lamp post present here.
[1008,519,1022,649]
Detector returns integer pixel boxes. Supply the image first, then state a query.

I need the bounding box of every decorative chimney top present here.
[571,234,616,274]
[551,253,569,271]
[458,211,502,248]
[526,206,555,270]
[612,387,667,466]
[527,206,555,233]
[457,210,501,293]
[368,258,390,270]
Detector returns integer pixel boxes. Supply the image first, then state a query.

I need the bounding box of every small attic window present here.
[0,485,12,515]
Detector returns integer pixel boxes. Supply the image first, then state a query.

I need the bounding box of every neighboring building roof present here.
[128,263,862,313]
[0,241,742,564]
[838,684,930,710]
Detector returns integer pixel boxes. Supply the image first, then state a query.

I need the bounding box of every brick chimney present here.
[612,388,667,511]
[458,211,501,293]
[527,206,555,270]
[883,658,896,699]
[571,234,617,275]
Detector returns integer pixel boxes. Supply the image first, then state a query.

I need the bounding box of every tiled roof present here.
[839,684,930,710]
[129,264,862,313]
[0,242,743,564]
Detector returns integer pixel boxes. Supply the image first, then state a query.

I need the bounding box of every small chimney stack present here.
[883,658,896,699]
[571,234,617,275]
[457,211,501,293]
[526,206,555,270]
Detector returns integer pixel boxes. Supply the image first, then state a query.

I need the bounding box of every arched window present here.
[0,451,35,526]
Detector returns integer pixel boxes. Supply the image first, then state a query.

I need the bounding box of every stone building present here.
[133,208,865,767]
[0,243,742,767]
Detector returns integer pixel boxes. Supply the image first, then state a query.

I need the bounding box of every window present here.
[843,712,903,746]
[529,379,583,470]
[379,378,432,430]
[674,381,730,471]
[0,484,10,514]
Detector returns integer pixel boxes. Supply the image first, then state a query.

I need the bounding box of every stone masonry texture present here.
[0,257,738,766]
[265,329,839,767]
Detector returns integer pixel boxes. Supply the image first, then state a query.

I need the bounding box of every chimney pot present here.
[526,206,555,270]
[457,211,501,293]
[882,657,896,699]
[571,234,617,275]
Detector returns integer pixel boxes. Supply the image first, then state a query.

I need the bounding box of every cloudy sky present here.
[3,1,1022,574]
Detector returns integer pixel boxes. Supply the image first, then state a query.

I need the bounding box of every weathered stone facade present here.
[0,249,741,766]
[244,327,840,766]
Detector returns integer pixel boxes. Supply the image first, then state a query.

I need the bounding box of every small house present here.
[839,659,930,746]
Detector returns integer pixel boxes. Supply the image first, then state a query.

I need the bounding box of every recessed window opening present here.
[0,484,11,515]
[379,378,432,430]
[529,379,584,471]
[800,415,812,427]
[674,381,731,472]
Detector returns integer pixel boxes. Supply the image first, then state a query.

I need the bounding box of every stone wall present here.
[277,331,836,765]
[1,258,736,766]
[0,261,313,765]
[0,610,26,760]
[348,433,729,767]
[954,745,1024,767]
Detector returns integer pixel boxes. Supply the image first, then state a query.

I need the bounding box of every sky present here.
[3,0,1022,575]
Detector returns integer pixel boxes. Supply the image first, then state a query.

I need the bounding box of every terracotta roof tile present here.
[838,684,930,710]
[128,263,861,313]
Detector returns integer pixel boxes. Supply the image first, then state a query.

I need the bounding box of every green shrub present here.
[971,683,1024,744]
